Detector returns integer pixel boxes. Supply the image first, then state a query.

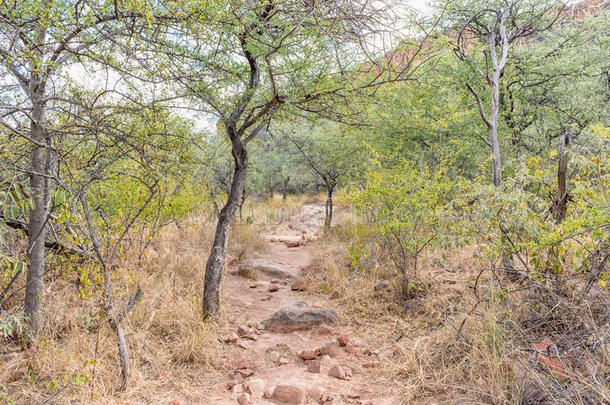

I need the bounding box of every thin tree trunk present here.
[24,79,49,334]
[489,73,503,187]
[554,132,570,223]
[324,185,333,233]
[282,177,290,201]
[202,137,248,320]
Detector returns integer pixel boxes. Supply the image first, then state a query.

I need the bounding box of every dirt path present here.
[210,204,400,405]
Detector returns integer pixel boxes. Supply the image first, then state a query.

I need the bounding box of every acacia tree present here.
[452,0,562,187]
[147,0,434,319]
[0,0,157,333]
[280,120,364,232]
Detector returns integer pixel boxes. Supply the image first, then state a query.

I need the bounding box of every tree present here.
[279,120,364,232]
[0,0,160,333]
[451,0,562,186]
[146,0,428,319]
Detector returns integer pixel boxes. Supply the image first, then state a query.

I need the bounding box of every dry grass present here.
[302,207,609,404]
[0,213,259,404]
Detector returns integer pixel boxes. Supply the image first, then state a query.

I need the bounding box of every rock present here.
[238,258,299,280]
[242,333,258,341]
[301,230,307,235]
[291,277,308,291]
[268,284,280,292]
[244,378,266,398]
[307,360,321,373]
[261,295,273,301]
[363,348,377,356]
[286,240,301,248]
[237,393,251,405]
[262,301,338,333]
[226,379,239,390]
[267,351,281,363]
[532,338,571,379]
[319,340,341,357]
[237,341,252,349]
[270,279,281,284]
[249,282,258,288]
[232,384,245,395]
[272,382,307,404]
[279,357,289,365]
[317,325,334,335]
[337,335,350,347]
[264,386,275,399]
[312,302,324,308]
[223,332,239,343]
[324,392,343,404]
[299,349,319,360]
[354,318,364,326]
[347,392,360,399]
[307,386,324,402]
[236,369,254,378]
[237,325,253,337]
[328,364,348,380]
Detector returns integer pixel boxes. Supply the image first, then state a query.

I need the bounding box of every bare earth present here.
[210,204,400,404]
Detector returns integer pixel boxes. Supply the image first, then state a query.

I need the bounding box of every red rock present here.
[328,364,347,380]
[307,360,321,373]
[270,279,281,284]
[317,325,333,335]
[237,325,252,337]
[312,302,324,309]
[354,318,364,326]
[236,369,254,378]
[347,392,360,399]
[222,332,239,343]
[261,295,272,301]
[170,400,180,405]
[345,344,355,354]
[249,282,258,288]
[532,338,571,379]
[291,277,308,291]
[244,378,265,397]
[302,230,307,235]
[286,240,301,248]
[242,333,258,341]
[267,351,281,363]
[299,349,319,360]
[272,382,307,404]
[363,348,377,356]
[237,392,251,405]
[337,335,350,347]
[268,284,280,292]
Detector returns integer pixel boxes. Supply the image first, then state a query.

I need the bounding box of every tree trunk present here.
[489,72,503,187]
[553,132,570,223]
[202,136,248,320]
[282,177,290,201]
[323,185,333,233]
[24,79,50,334]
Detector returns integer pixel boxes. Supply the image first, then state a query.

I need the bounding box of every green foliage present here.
[462,124,610,287]
[350,156,464,280]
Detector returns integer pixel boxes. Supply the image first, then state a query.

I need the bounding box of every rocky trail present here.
[210,204,399,405]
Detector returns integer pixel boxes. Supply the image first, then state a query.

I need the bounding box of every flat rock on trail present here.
[210,203,399,404]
